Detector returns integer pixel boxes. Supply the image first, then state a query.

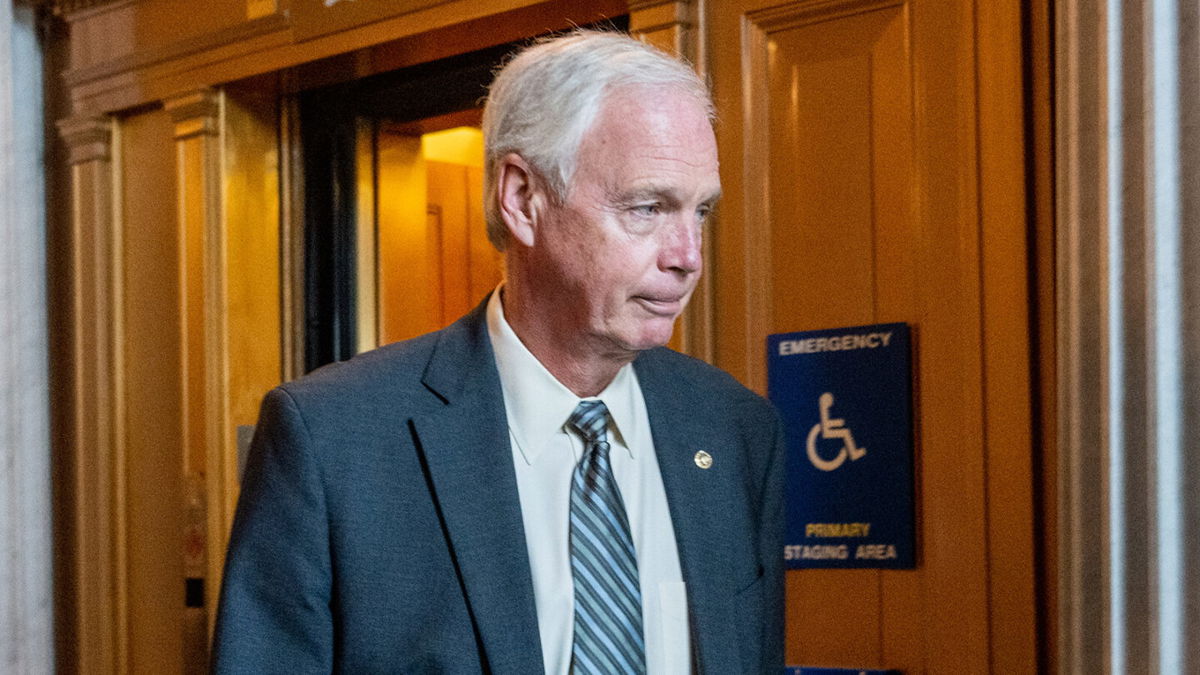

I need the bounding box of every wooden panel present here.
[765,9,905,332]
[377,129,500,342]
[756,5,909,666]
[427,160,473,322]
[976,0,1037,671]
[119,107,185,675]
[466,164,501,303]
[356,119,380,353]
[223,82,283,480]
[711,0,1037,671]
[903,0,989,669]
[377,131,436,343]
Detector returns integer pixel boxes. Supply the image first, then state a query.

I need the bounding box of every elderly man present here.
[213,31,784,674]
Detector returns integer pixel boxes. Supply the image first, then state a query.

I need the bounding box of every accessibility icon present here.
[769,322,915,569]
[806,392,866,471]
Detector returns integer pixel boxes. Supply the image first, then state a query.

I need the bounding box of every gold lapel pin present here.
[693,450,713,469]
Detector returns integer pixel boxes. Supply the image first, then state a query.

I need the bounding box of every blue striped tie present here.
[567,400,645,674]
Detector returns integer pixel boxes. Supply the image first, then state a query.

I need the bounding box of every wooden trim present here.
[1026,1,1057,671]
[110,119,130,675]
[64,13,290,90]
[56,115,112,164]
[57,113,128,674]
[737,15,771,391]
[279,88,306,382]
[745,0,902,30]
[976,0,1038,671]
[166,88,232,639]
[628,0,689,34]
[53,0,136,21]
[64,0,626,116]
[164,89,222,139]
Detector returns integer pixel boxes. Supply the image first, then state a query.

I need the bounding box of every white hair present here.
[481,30,714,250]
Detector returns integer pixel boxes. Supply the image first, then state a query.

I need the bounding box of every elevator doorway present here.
[370,115,500,348]
[298,18,628,373]
[298,40,510,371]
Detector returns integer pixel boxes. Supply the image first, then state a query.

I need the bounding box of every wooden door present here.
[375,121,501,345]
[708,0,1037,671]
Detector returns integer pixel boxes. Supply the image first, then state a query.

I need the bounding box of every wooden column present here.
[629,0,695,56]
[56,114,128,675]
[164,89,232,644]
[627,0,715,363]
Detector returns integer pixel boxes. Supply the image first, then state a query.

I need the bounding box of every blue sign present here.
[767,323,915,569]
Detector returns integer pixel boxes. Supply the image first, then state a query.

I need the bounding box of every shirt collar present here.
[486,286,640,465]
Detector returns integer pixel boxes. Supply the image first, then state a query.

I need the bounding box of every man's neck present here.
[498,285,632,398]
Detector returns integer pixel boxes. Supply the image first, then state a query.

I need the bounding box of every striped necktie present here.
[567,399,645,674]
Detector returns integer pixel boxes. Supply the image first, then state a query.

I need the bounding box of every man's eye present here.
[696,206,712,222]
[632,203,661,216]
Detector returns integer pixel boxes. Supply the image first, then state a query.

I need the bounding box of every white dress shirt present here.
[485,289,691,674]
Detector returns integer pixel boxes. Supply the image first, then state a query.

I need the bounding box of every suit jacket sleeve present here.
[211,387,334,673]
[761,408,787,672]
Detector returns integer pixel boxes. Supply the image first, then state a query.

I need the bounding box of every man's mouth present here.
[634,295,685,316]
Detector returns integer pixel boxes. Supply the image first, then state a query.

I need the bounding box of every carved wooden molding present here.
[18,0,130,15]
[50,0,134,17]
[745,0,903,30]
[56,115,113,164]
[64,12,289,90]
[627,0,690,35]
[165,89,221,139]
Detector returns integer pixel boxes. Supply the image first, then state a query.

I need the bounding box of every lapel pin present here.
[693,450,713,469]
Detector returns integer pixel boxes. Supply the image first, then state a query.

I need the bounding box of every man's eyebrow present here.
[615,186,723,205]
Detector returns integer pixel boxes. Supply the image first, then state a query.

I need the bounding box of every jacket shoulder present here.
[638,347,769,402]
[274,331,442,415]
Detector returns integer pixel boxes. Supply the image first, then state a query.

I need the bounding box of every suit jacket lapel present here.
[413,301,543,674]
[636,352,742,674]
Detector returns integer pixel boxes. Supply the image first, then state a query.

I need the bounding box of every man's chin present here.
[621,320,678,352]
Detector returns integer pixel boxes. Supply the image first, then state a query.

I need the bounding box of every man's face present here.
[530,85,721,358]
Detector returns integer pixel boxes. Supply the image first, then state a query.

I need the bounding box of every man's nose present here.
[659,215,703,276]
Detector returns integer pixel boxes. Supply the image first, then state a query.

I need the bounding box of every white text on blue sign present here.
[777,331,893,356]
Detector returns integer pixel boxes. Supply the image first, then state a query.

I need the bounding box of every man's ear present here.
[496,152,543,248]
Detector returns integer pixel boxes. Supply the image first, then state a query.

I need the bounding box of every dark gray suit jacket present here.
[212,299,784,673]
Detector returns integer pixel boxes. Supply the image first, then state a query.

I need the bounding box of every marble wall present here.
[0,3,53,672]
[1056,0,1200,670]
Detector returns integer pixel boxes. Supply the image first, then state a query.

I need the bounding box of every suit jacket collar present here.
[415,298,544,674]
[635,352,744,674]
[416,298,740,673]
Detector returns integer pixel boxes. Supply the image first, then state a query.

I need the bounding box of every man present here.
[213,31,784,674]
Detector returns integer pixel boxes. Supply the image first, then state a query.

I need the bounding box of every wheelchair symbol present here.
[806,392,866,471]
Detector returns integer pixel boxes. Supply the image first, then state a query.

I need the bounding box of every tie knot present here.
[568,399,609,444]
